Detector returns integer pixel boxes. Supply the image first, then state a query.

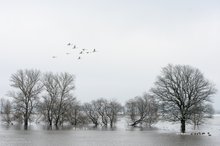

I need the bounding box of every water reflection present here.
[128,125,158,131]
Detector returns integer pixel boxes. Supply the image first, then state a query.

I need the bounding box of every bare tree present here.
[1,99,13,125]
[125,94,158,127]
[67,101,80,126]
[38,72,59,127]
[106,100,122,128]
[142,94,159,127]
[0,97,6,114]
[39,72,75,128]
[9,69,43,129]
[151,64,216,133]
[83,102,99,127]
[95,98,108,126]
[205,104,215,118]
[83,99,122,128]
[53,73,75,128]
[65,100,88,126]
[191,103,214,129]
[125,99,137,124]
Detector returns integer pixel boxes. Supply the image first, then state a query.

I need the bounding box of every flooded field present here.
[1,115,220,146]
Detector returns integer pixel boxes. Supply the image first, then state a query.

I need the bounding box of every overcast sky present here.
[0,0,220,110]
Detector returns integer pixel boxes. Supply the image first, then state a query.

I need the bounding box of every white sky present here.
[0,0,220,110]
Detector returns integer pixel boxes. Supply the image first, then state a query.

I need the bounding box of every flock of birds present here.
[190,132,212,136]
[52,43,97,60]
[177,131,212,136]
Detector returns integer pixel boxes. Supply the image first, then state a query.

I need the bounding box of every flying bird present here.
[93,49,96,52]
[79,51,83,54]
[78,56,81,60]
[52,56,57,58]
[67,43,72,46]
[72,45,76,49]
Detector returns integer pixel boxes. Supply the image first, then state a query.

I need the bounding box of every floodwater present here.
[1,115,220,146]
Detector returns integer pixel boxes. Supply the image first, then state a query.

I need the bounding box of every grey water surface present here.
[1,116,220,146]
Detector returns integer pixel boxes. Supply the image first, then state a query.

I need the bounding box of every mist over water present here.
[1,115,220,146]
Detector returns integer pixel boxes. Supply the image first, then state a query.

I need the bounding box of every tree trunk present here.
[55,118,59,128]
[49,119,52,129]
[93,121,98,127]
[130,118,143,127]
[110,121,113,128]
[24,117,28,130]
[74,109,77,126]
[181,119,186,133]
[24,105,28,130]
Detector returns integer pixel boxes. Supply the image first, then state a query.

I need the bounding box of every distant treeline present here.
[0,64,216,133]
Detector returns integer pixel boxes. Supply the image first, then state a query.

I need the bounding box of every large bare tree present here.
[151,64,216,133]
[38,72,59,127]
[9,69,43,129]
[39,72,75,128]
[53,72,75,127]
